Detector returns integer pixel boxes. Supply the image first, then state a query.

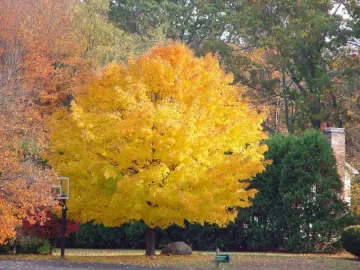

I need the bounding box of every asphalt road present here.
[0,260,177,270]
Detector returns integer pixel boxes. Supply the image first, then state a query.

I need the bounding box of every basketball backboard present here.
[51,177,69,200]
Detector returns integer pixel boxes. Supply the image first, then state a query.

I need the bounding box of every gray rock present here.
[160,241,192,255]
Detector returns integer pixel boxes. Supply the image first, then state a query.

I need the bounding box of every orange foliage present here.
[0,0,85,243]
[0,0,158,243]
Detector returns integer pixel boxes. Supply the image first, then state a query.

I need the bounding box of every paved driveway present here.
[0,260,176,270]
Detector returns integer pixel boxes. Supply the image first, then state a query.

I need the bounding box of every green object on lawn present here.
[215,254,231,263]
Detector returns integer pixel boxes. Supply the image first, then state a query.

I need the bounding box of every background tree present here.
[344,0,360,48]
[73,0,164,66]
[108,0,360,134]
[46,43,268,255]
[108,0,232,55]
[228,0,354,132]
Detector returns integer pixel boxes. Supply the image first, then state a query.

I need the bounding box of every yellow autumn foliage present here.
[46,43,268,229]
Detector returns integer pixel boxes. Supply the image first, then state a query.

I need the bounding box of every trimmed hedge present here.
[341,226,360,258]
[75,221,147,249]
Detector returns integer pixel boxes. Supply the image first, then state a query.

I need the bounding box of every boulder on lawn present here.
[161,241,192,255]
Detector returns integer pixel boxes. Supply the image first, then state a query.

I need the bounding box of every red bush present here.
[21,210,80,244]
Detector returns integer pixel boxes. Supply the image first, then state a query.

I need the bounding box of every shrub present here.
[242,131,350,252]
[159,224,185,248]
[0,245,11,254]
[38,240,51,255]
[76,222,115,248]
[246,222,273,251]
[21,210,80,246]
[18,235,43,254]
[75,221,128,248]
[123,221,147,249]
[341,225,360,258]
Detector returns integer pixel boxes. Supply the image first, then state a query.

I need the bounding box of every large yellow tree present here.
[47,43,268,255]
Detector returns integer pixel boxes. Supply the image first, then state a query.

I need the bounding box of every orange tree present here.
[0,0,74,243]
[46,43,268,255]
[0,0,161,243]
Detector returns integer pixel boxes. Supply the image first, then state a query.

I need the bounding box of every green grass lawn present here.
[2,249,360,269]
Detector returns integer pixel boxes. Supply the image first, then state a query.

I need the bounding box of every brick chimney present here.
[323,128,346,201]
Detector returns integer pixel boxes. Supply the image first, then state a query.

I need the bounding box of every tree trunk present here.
[145,227,155,256]
[282,67,292,134]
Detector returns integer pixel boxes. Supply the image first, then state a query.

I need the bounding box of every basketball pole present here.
[60,199,67,260]
[52,177,69,260]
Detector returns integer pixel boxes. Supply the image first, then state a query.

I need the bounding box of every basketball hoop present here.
[52,177,69,200]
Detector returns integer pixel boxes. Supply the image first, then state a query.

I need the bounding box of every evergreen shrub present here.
[237,131,350,252]
[0,245,10,254]
[341,225,360,258]
[123,221,147,249]
[18,235,43,254]
[38,240,51,254]
[75,220,147,249]
[75,221,126,248]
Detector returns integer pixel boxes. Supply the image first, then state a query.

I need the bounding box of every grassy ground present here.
[1,249,360,269]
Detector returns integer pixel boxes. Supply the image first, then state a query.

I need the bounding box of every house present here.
[324,127,359,205]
